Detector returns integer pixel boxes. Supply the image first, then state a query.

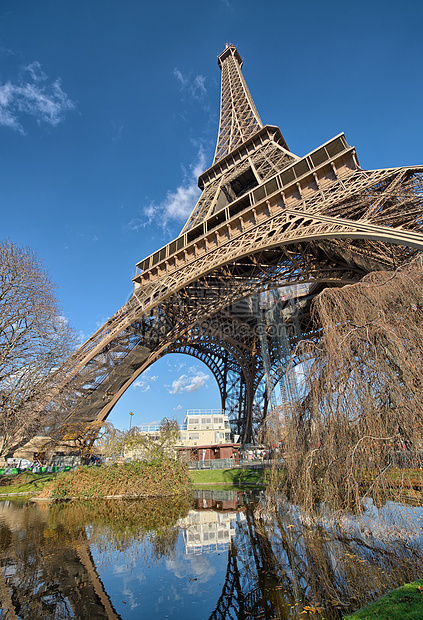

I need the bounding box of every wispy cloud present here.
[112,123,124,142]
[95,315,111,329]
[0,46,15,58]
[168,360,186,373]
[133,373,158,393]
[0,61,75,134]
[125,146,207,232]
[168,367,210,394]
[77,330,88,346]
[173,68,207,103]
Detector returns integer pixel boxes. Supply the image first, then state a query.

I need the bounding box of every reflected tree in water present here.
[0,501,119,619]
[0,493,423,619]
[209,493,423,619]
[0,495,191,619]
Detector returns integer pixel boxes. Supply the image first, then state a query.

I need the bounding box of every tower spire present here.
[213,44,263,163]
[180,45,296,233]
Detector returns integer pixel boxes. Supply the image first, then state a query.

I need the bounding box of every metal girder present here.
[28,44,423,449]
[214,44,264,164]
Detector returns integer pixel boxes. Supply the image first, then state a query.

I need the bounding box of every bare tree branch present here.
[0,239,77,458]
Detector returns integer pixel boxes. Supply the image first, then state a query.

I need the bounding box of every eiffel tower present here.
[34,44,423,446]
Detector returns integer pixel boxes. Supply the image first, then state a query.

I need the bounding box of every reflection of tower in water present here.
[0,501,122,620]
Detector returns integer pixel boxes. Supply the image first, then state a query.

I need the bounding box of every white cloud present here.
[166,553,216,583]
[168,368,210,394]
[77,330,87,345]
[133,373,158,393]
[154,146,206,225]
[168,360,186,372]
[160,183,199,221]
[25,61,47,82]
[0,61,75,134]
[173,68,187,88]
[193,74,207,97]
[112,123,123,142]
[95,315,110,329]
[126,147,207,232]
[173,68,207,102]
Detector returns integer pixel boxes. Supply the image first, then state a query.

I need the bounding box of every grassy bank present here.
[2,466,422,500]
[344,580,423,619]
[189,468,264,486]
[0,471,58,495]
[0,466,266,497]
[38,458,190,500]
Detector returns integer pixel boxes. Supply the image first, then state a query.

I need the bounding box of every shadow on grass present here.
[0,471,58,494]
[189,468,265,487]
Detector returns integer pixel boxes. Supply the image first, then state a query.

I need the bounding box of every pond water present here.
[1,489,423,619]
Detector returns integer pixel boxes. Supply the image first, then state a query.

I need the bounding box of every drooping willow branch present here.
[263,256,423,511]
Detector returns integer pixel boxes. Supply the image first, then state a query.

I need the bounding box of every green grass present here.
[0,471,58,495]
[189,468,264,486]
[344,580,423,619]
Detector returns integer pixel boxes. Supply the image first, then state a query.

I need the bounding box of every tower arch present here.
[15,45,423,455]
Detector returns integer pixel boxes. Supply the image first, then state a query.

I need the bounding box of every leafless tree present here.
[264,256,423,511]
[0,239,77,458]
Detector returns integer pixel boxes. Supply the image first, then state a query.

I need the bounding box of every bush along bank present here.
[37,458,191,500]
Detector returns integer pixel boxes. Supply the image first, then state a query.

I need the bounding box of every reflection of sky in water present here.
[307,499,423,547]
[267,498,423,601]
[2,495,423,619]
[282,496,423,537]
[91,532,228,619]
[166,552,217,582]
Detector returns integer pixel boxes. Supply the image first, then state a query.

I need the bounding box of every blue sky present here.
[1,0,422,430]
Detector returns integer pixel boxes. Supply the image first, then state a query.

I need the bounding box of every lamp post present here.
[129,411,134,430]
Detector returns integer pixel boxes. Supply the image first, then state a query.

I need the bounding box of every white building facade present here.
[179,410,232,447]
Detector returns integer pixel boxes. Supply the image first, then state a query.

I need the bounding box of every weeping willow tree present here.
[265,257,423,511]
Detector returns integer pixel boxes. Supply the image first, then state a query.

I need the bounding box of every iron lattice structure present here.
[30,44,423,446]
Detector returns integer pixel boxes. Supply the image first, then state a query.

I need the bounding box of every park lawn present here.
[0,471,58,495]
[344,580,423,620]
[359,468,423,488]
[189,468,264,486]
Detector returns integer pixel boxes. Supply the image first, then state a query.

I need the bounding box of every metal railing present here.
[238,459,284,469]
[186,409,225,415]
[187,458,234,470]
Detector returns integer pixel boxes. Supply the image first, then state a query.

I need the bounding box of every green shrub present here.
[40,458,190,500]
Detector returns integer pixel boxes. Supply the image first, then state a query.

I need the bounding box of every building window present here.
[189,433,199,440]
